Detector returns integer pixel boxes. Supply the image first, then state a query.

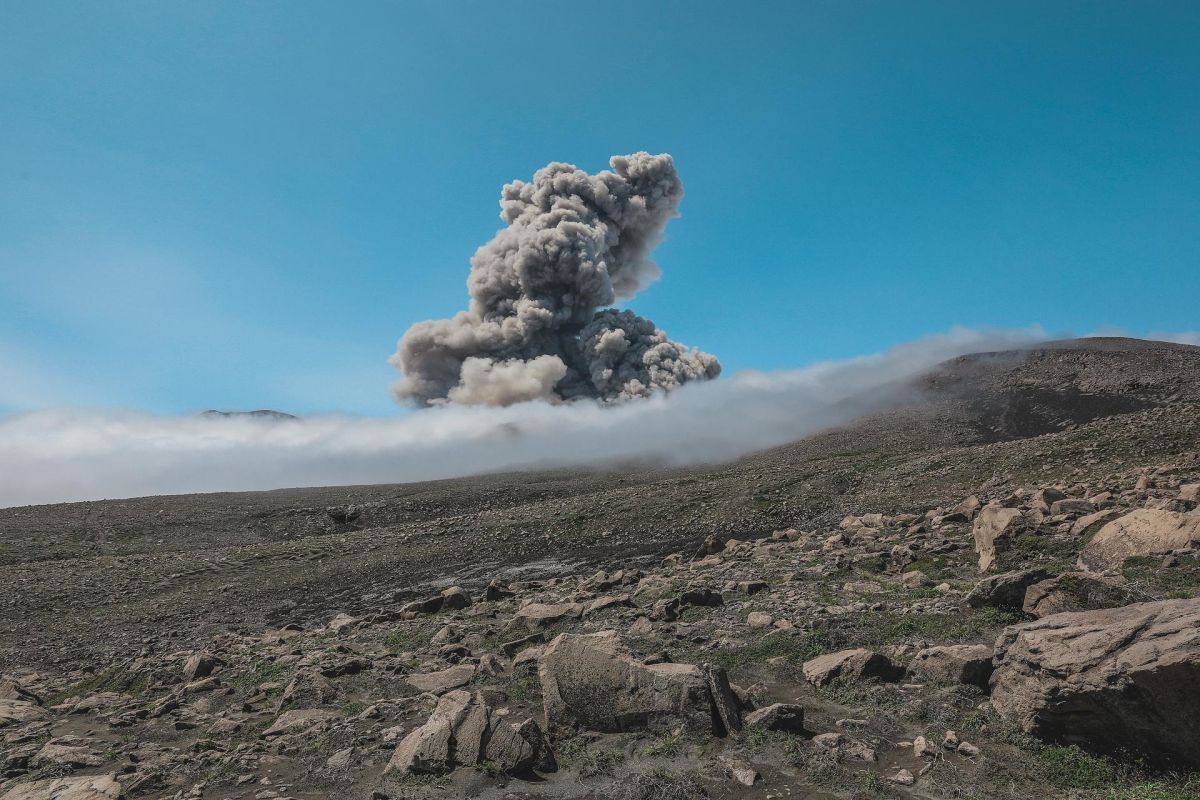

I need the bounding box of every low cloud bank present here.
[0,327,1047,508]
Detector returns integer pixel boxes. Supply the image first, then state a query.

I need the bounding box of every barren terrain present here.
[3,337,1200,800]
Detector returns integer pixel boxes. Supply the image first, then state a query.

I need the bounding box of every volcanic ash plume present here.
[390,152,720,406]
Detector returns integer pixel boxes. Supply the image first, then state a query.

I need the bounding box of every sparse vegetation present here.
[819,676,907,715]
[556,736,626,778]
[227,658,291,693]
[684,629,830,675]
[1125,553,1200,599]
[640,731,687,758]
[815,606,1024,650]
[42,666,150,706]
[605,769,710,800]
[505,670,540,703]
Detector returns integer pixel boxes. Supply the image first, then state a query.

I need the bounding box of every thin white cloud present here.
[0,326,1048,508]
[1148,330,1200,347]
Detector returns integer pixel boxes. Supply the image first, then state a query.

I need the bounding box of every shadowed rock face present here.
[918,337,1200,442]
[991,598,1200,767]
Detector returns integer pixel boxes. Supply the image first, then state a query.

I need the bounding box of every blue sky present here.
[2,1,1197,416]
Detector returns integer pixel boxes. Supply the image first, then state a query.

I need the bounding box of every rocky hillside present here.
[2,337,1199,800]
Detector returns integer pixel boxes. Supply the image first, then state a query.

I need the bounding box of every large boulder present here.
[1049,498,1094,516]
[508,602,583,633]
[0,775,122,800]
[965,568,1052,609]
[405,663,476,695]
[386,689,553,775]
[1022,572,1145,618]
[973,505,1037,572]
[401,586,475,617]
[538,631,741,736]
[802,649,905,687]
[991,598,1200,766]
[279,670,337,707]
[1078,509,1200,572]
[908,644,994,689]
[1069,508,1124,538]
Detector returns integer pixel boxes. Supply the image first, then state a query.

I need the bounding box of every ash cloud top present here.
[391,152,720,406]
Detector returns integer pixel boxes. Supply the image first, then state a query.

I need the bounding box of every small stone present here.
[182,652,219,681]
[889,769,916,786]
[743,703,804,733]
[746,611,774,629]
[326,747,353,769]
[726,760,759,786]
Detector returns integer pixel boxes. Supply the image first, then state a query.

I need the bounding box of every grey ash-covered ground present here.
[2,337,1200,800]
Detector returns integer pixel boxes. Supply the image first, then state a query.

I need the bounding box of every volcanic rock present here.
[802,649,905,686]
[537,631,741,736]
[991,598,1200,766]
[1077,509,1200,572]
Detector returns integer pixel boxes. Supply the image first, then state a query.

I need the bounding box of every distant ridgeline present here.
[198,409,298,421]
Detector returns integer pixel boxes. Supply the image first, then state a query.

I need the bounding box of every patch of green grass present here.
[1103,779,1200,800]
[390,771,450,790]
[816,606,1023,650]
[555,737,626,778]
[819,677,907,715]
[227,658,291,694]
[683,630,830,675]
[641,731,689,758]
[43,667,150,706]
[959,708,1200,798]
[340,700,367,716]
[383,624,430,654]
[1037,744,1119,789]
[505,670,540,704]
[814,583,843,605]
[1124,554,1200,599]
[737,725,803,756]
[1011,532,1078,570]
[790,744,847,787]
[905,557,956,581]
[606,769,710,800]
[853,769,901,799]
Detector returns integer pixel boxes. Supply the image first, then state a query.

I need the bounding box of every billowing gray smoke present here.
[390,153,720,406]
